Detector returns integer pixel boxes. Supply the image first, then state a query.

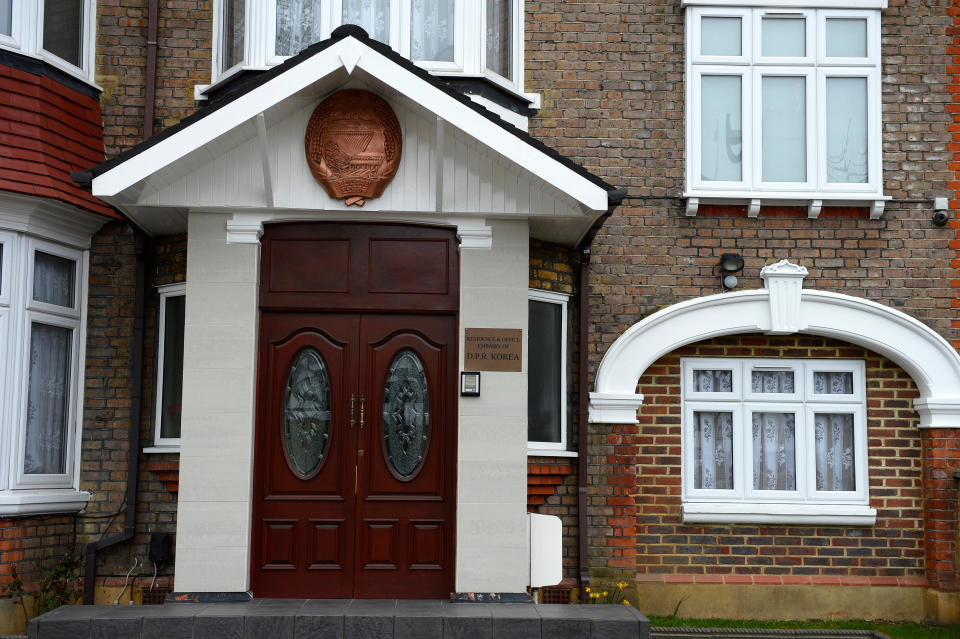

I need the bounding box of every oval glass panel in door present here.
[382,349,430,480]
[282,348,332,479]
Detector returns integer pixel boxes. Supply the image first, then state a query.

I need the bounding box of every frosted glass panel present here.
[411,0,454,61]
[277,0,323,56]
[34,251,76,308]
[762,76,806,182]
[826,18,867,58]
[694,411,734,489]
[342,0,390,44]
[700,17,741,56]
[0,0,11,36]
[701,75,742,182]
[826,77,868,183]
[761,18,805,57]
[24,324,72,475]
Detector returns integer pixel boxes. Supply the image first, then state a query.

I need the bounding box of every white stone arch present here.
[589,260,960,428]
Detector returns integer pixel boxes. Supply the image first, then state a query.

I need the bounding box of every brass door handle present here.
[359,395,365,429]
[349,394,356,429]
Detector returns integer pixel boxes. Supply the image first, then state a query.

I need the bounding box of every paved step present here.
[28,599,650,639]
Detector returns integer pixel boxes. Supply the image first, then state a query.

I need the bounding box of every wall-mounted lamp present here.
[719,253,744,290]
[933,197,950,227]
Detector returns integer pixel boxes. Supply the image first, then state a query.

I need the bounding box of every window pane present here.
[694,369,732,393]
[0,243,3,296]
[694,411,734,489]
[411,0,454,61]
[284,348,332,478]
[0,0,11,37]
[762,76,806,182]
[826,77,868,183]
[342,0,390,44]
[751,370,794,393]
[826,18,867,58]
[159,296,185,440]
[277,0,322,56]
[761,18,805,57]
[528,300,562,443]
[34,251,76,308]
[223,0,245,67]
[24,324,72,475]
[813,371,853,395]
[700,17,741,56]
[43,0,83,67]
[701,75,742,182]
[814,413,856,491]
[486,0,513,80]
[383,350,430,479]
[752,412,796,491]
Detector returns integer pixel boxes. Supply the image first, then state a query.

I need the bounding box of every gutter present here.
[83,229,147,605]
[575,187,625,601]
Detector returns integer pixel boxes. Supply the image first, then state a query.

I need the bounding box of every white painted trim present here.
[143,446,181,455]
[0,489,91,516]
[527,449,578,458]
[154,283,186,448]
[682,502,876,526]
[92,36,610,212]
[590,259,960,429]
[588,392,645,424]
[682,1,887,8]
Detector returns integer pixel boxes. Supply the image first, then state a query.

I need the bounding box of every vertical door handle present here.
[349,394,356,429]
[359,395,365,429]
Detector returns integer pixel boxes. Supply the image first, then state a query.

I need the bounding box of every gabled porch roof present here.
[87,26,622,245]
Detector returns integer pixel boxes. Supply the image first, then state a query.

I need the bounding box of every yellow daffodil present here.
[623,600,630,605]
[602,591,608,597]
[584,587,590,593]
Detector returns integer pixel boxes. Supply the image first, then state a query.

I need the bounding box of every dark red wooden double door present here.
[250,223,458,599]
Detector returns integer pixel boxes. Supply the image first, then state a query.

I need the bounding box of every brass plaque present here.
[464,328,523,372]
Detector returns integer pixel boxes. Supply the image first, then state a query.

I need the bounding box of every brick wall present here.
[584,333,926,583]
[0,517,75,593]
[98,0,212,157]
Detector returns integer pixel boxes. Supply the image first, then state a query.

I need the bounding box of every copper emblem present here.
[304,90,402,206]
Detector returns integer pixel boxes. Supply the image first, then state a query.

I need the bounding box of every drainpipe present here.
[84,229,147,605]
[143,0,159,140]
[575,188,625,601]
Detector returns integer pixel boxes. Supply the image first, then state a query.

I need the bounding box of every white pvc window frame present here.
[212,0,525,95]
[681,358,870,521]
[151,283,186,451]
[0,0,97,84]
[527,288,570,456]
[685,5,883,203]
[11,239,86,491]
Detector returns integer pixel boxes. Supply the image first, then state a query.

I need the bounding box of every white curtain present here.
[694,411,734,489]
[815,413,855,491]
[694,369,732,393]
[485,0,512,79]
[814,371,852,395]
[33,252,75,308]
[751,370,794,394]
[751,412,796,490]
[23,324,72,475]
[411,0,454,61]
[276,0,323,56]
[343,0,390,44]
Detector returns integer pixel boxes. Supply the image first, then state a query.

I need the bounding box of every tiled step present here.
[28,599,650,639]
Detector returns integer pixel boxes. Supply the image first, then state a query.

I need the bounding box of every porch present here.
[27,599,650,639]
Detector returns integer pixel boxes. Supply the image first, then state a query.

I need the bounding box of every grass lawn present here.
[647,616,960,639]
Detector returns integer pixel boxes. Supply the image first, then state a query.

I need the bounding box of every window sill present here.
[0,489,91,517]
[684,193,890,219]
[143,446,181,455]
[682,502,877,526]
[527,449,578,458]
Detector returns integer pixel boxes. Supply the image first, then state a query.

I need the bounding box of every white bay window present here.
[684,4,886,217]
[213,0,523,94]
[0,222,92,516]
[0,0,96,82]
[681,358,875,525]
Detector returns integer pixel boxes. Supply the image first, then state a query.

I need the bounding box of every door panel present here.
[354,314,456,598]
[251,313,359,597]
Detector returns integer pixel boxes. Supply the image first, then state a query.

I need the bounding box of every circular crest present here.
[304,90,403,206]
